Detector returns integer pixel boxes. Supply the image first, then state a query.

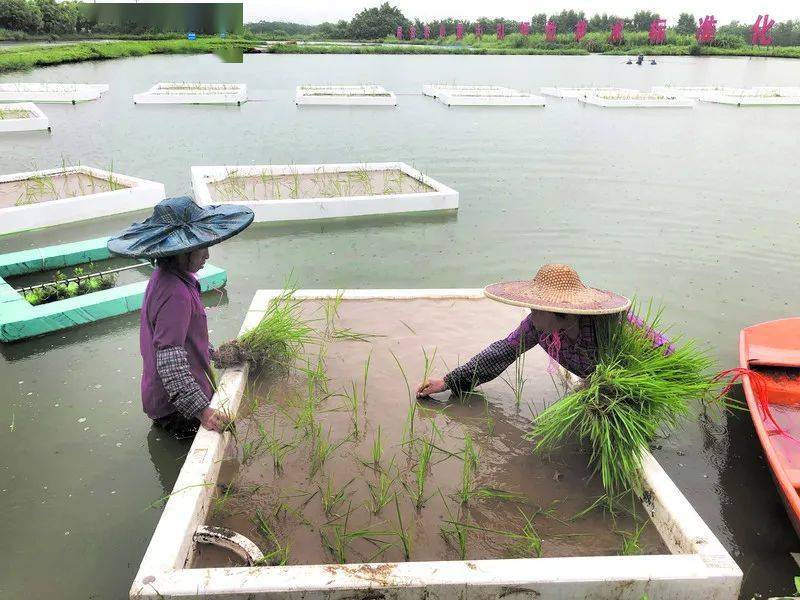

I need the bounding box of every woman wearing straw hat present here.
[416,264,672,398]
[108,196,254,439]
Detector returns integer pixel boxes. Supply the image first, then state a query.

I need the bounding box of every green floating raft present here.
[0,236,227,342]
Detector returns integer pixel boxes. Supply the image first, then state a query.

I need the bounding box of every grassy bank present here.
[1,35,799,75]
[0,38,253,74]
[387,32,800,59]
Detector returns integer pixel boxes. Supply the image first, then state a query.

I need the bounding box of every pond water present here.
[0,52,799,598]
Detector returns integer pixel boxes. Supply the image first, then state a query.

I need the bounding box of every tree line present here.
[252,4,800,46]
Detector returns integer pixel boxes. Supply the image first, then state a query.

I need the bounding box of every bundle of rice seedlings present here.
[214,289,314,370]
[527,303,722,495]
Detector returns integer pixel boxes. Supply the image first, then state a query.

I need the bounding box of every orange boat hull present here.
[740,317,800,538]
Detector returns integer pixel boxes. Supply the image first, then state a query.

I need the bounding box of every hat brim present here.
[107,203,254,259]
[484,281,631,315]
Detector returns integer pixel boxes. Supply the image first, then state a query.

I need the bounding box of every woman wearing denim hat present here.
[108,196,254,439]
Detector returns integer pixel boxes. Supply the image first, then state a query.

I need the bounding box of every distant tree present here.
[347,2,408,40]
[0,0,42,32]
[675,13,696,35]
[588,13,613,31]
[548,10,584,34]
[632,10,659,31]
[35,0,77,34]
[531,13,547,33]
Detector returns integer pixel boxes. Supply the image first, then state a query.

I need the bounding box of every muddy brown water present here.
[196,298,666,567]
[0,172,128,208]
[207,169,433,203]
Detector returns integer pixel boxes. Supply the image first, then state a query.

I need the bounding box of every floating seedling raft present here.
[540,86,640,99]
[431,86,546,107]
[0,165,165,236]
[0,83,109,103]
[133,82,247,105]
[700,87,800,106]
[295,85,397,106]
[191,162,458,222]
[0,102,50,133]
[0,237,226,342]
[131,290,741,599]
[578,91,694,108]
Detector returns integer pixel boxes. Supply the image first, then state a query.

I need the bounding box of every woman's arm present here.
[443,313,540,394]
[152,291,210,420]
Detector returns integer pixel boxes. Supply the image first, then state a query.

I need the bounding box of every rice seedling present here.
[309,423,348,478]
[371,425,383,467]
[322,290,343,333]
[341,381,362,437]
[352,166,374,195]
[421,346,438,389]
[463,432,479,470]
[368,464,395,514]
[319,476,355,517]
[16,172,58,206]
[331,328,384,342]
[502,338,527,409]
[438,489,468,559]
[264,414,297,473]
[390,350,416,450]
[213,288,315,371]
[528,303,723,495]
[455,439,476,505]
[253,510,290,565]
[617,520,647,556]
[445,507,542,558]
[321,504,391,564]
[392,493,412,560]
[410,431,435,510]
[288,167,301,199]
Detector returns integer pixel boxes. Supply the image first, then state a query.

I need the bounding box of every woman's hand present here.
[199,406,229,433]
[416,378,448,398]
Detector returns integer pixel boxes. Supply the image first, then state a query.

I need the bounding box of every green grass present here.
[0,38,255,74]
[528,303,723,495]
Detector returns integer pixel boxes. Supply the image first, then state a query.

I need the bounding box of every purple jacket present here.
[139,268,213,420]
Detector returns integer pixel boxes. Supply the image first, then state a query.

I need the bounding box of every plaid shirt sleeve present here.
[444,339,520,394]
[155,346,210,419]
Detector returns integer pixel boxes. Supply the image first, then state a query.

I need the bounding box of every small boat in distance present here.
[740,317,800,537]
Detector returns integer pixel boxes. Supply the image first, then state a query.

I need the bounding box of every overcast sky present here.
[243,1,796,25]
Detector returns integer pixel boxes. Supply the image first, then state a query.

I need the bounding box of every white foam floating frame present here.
[0,83,109,103]
[133,83,247,105]
[0,165,165,236]
[129,290,742,600]
[191,162,458,222]
[295,85,397,106]
[434,86,546,107]
[423,84,516,98]
[0,102,50,132]
[540,86,640,99]
[579,92,694,108]
[650,86,736,99]
[699,87,800,106]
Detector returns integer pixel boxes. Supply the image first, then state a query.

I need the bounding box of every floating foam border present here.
[0,102,50,132]
[191,162,458,222]
[0,165,165,236]
[130,289,742,600]
[0,237,226,342]
[0,83,109,103]
[133,83,247,105]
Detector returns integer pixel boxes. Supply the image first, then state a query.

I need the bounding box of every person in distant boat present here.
[107,196,254,439]
[650,59,657,65]
[636,54,644,65]
[626,58,633,64]
[416,264,672,398]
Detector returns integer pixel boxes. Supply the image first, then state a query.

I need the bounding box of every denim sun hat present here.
[107,196,254,259]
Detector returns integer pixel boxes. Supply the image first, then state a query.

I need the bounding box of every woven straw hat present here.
[484,264,630,315]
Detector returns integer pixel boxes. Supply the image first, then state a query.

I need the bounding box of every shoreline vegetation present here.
[2,35,800,75]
